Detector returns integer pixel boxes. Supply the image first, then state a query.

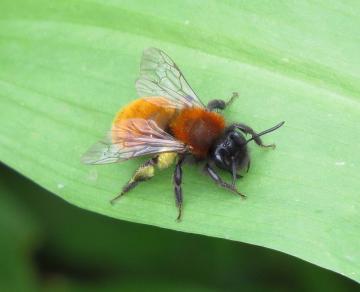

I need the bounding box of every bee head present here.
[209,128,249,173]
[209,121,285,176]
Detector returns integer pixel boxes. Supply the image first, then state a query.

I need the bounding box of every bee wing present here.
[81,119,187,165]
[136,47,205,109]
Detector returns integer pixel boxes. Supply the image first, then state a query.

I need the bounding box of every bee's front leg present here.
[204,162,246,199]
[231,123,275,149]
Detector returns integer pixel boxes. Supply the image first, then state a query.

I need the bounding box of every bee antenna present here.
[245,121,285,145]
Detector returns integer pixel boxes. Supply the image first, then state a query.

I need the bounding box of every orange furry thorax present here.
[170,108,225,157]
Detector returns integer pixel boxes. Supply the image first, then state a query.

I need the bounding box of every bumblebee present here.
[82,48,284,221]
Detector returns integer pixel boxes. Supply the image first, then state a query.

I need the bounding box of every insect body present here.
[82,48,284,221]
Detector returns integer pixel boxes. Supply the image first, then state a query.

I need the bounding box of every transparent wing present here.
[136,47,205,109]
[81,119,187,165]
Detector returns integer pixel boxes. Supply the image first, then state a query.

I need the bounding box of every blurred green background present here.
[1,162,357,292]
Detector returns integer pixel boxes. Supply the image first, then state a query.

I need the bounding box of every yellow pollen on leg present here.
[157,153,177,169]
[134,164,155,181]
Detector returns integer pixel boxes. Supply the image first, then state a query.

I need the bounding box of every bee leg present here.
[231,157,237,186]
[110,157,157,205]
[204,163,246,199]
[173,155,185,222]
[207,92,239,111]
[232,123,275,149]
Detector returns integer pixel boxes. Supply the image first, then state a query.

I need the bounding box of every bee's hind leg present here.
[110,156,158,205]
[207,92,239,112]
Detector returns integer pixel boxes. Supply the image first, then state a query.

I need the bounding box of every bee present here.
[82,48,284,221]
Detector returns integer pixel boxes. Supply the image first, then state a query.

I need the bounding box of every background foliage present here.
[0,0,359,288]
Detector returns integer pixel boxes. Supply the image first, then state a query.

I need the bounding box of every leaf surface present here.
[0,0,359,282]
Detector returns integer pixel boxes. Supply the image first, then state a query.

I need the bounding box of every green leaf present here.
[1,0,359,283]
